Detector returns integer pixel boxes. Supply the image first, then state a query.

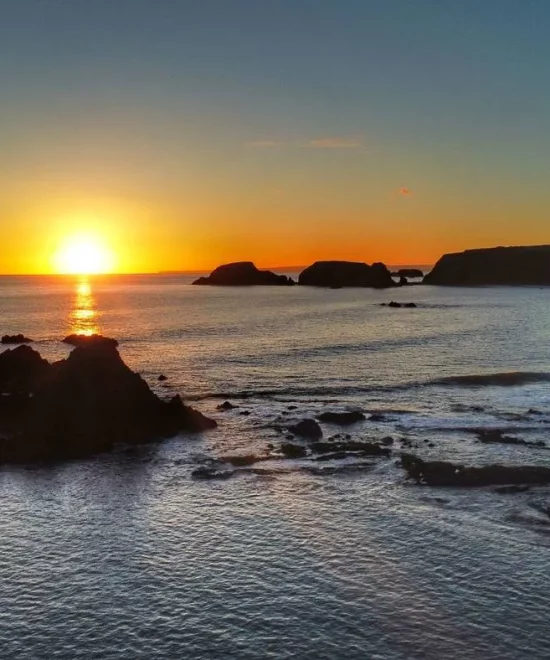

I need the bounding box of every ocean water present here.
[1,274,550,659]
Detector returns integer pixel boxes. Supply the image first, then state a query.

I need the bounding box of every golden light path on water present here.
[69,278,100,336]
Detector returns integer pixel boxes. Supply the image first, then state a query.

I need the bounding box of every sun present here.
[53,234,115,275]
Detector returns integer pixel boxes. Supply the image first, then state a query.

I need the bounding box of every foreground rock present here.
[193,262,294,286]
[401,454,550,487]
[317,411,366,425]
[1,334,33,344]
[0,342,216,464]
[424,245,550,286]
[298,261,395,288]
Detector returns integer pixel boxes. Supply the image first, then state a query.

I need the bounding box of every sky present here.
[1,0,549,273]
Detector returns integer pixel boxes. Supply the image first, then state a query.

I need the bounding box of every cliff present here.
[424,245,550,286]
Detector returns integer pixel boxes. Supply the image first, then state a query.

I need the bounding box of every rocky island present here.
[193,261,295,286]
[0,337,216,464]
[424,245,550,286]
[298,260,395,288]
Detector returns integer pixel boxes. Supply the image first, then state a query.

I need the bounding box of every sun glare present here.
[53,235,115,275]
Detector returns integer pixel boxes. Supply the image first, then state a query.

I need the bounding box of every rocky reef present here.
[193,262,295,286]
[298,261,395,288]
[424,245,550,286]
[401,454,550,487]
[0,338,216,464]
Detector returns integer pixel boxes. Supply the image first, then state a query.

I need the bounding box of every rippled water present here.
[1,274,550,659]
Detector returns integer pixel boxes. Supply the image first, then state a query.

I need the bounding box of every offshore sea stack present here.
[298,261,395,288]
[424,245,550,286]
[193,262,294,286]
[0,339,216,464]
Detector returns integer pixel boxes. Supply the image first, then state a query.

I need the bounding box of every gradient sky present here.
[1,0,549,273]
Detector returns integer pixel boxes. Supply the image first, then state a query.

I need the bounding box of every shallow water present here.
[1,275,550,659]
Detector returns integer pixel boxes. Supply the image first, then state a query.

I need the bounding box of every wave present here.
[432,372,550,387]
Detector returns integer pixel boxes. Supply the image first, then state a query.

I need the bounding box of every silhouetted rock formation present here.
[424,245,550,286]
[382,301,417,308]
[62,334,119,348]
[1,334,33,344]
[401,454,550,487]
[0,341,216,464]
[298,261,395,288]
[193,262,295,286]
[0,345,51,395]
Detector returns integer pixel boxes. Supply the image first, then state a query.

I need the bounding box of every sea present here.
[0,272,549,660]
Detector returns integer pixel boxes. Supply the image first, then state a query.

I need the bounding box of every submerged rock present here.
[287,419,323,438]
[401,454,550,487]
[193,262,294,286]
[280,443,308,458]
[298,261,395,288]
[317,411,366,425]
[1,334,33,344]
[310,441,390,457]
[0,341,216,464]
[218,400,238,411]
[424,245,550,286]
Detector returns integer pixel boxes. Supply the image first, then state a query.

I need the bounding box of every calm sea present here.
[1,274,550,659]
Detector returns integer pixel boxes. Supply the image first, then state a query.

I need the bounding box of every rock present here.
[1,334,33,344]
[191,467,233,480]
[386,301,417,308]
[287,419,323,438]
[398,276,408,286]
[0,341,216,464]
[280,443,307,458]
[369,413,387,422]
[298,261,395,288]
[401,454,550,487]
[158,374,168,381]
[221,454,262,467]
[193,262,294,286]
[239,410,251,416]
[424,245,550,286]
[317,411,366,425]
[476,429,545,448]
[62,334,119,348]
[218,400,238,411]
[494,485,531,494]
[380,436,394,446]
[310,441,390,457]
[0,345,51,395]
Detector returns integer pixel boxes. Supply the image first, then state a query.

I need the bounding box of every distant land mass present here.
[424,245,550,286]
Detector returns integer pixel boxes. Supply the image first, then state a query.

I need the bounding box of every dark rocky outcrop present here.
[1,334,33,344]
[401,454,550,487]
[476,429,546,449]
[0,341,216,464]
[298,261,395,288]
[424,245,550,286]
[62,334,119,348]
[158,374,168,381]
[317,411,366,425]
[280,443,308,458]
[287,419,323,438]
[193,262,294,286]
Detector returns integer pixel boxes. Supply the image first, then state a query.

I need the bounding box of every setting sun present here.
[53,234,115,275]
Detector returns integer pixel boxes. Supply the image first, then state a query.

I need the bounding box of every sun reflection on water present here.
[69,278,100,336]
